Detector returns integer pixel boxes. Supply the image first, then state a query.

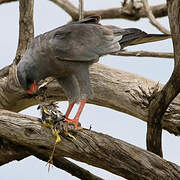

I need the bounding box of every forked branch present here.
[142,0,170,34]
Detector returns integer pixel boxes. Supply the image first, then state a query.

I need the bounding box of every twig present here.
[49,0,78,19]
[79,0,84,20]
[15,0,34,64]
[0,0,16,4]
[111,50,174,58]
[142,0,170,34]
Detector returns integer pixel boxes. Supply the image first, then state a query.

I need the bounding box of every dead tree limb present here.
[0,136,102,180]
[0,63,180,136]
[35,154,103,180]
[15,0,34,64]
[78,0,84,20]
[0,0,16,4]
[142,0,170,34]
[49,0,168,21]
[0,110,180,179]
[146,0,180,157]
[111,50,174,58]
[0,0,168,22]
[49,0,78,18]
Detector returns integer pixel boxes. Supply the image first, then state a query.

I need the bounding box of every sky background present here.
[0,0,178,179]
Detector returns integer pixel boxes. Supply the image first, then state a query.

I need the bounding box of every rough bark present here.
[15,0,34,64]
[0,110,180,180]
[146,0,180,157]
[0,0,180,179]
[0,63,180,136]
[35,154,103,180]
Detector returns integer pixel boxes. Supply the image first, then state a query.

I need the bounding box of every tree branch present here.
[142,0,170,34]
[78,0,84,20]
[14,0,34,64]
[0,0,16,4]
[111,50,174,58]
[0,0,168,22]
[0,63,180,136]
[0,137,31,165]
[49,0,78,19]
[35,154,103,180]
[146,0,180,157]
[0,136,102,180]
[49,0,167,21]
[0,110,180,179]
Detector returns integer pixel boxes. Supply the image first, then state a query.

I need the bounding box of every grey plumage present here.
[17,16,170,104]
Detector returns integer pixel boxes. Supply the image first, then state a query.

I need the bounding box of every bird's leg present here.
[65,101,75,118]
[74,98,86,122]
[65,98,86,129]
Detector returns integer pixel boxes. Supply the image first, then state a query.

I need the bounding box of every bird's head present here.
[17,62,38,95]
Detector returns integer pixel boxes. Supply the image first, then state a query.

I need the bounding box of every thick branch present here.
[0,110,180,179]
[35,155,103,180]
[1,63,180,136]
[146,0,180,157]
[142,0,170,34]
[0,137,101,180]
[111,50,174,58]
[0,137,31,165]
[15,0,34,64]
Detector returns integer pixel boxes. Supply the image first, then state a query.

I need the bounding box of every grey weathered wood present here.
[0,109,180,179]
[146,0,180,157]
[0,63,180,136]
[0,1,180,179]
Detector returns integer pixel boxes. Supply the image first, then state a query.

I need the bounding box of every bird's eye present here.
[54,30,71,39]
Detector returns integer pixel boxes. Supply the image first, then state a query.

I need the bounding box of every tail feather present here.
[119,28,171,48]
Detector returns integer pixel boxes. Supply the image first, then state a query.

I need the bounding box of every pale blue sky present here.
[0,1,178,180]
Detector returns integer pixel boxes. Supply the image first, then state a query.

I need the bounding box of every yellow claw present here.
[42,121,53,128]
[42,105,50,115]
[52,129,61,143]
[64,131,76,140]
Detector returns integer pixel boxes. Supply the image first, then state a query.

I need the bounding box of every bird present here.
[17,16,170,130]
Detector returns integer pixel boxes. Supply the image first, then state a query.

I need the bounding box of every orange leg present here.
[65,101,75,118]
[65,98,86,129]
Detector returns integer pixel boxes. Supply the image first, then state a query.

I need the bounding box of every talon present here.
[64,131,76,140]
[42,121,53,128]
[42,105,51,115]
[64,117,79,130]
[52,129,61,143]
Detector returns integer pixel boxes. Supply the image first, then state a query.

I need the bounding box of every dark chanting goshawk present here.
[17,16,170,129]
